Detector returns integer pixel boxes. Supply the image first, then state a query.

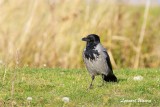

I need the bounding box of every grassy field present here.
[0,67,159,107]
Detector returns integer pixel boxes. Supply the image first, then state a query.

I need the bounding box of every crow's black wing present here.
[103,51,113,71]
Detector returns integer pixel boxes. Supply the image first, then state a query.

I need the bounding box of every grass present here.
[0,67,159,106]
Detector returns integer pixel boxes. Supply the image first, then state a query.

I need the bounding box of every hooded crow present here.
[82,34,117,89]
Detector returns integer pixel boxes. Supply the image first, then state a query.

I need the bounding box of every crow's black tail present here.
[103,74,117,82]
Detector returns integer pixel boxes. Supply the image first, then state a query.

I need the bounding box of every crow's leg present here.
[99,74,105,87]
[89,75,95,89]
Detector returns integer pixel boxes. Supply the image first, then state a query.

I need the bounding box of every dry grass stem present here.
[134,0,150,68]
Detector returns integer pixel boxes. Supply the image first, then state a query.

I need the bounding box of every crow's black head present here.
[82,34,100,44]
[82,34,100,60]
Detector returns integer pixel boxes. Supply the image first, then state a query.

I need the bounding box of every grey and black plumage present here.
[82,34,117,88]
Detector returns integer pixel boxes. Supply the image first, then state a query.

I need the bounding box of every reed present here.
[0,0,159,68]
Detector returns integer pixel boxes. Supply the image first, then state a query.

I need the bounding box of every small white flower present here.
[133,76,143,81]
[43,64,46,67]
[27,97,32,101]
[62,97,70,103]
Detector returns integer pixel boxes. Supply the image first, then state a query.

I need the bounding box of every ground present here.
[0,67,159,107]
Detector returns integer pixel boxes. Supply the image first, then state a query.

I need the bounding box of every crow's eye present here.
[89,37,94,41]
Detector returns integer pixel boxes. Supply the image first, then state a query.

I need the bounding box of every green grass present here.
[0,67,159,107]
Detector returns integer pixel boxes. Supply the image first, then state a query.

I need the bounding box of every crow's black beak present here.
[82,37,89,42]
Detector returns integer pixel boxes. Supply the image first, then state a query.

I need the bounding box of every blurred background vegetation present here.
[0,0,159,69]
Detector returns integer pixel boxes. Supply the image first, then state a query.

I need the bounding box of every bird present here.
[82,34,117,89]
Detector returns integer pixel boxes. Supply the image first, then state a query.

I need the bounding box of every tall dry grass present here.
[0,0,159,68]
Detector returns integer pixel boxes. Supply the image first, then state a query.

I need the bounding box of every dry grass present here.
[0,0,159,68]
